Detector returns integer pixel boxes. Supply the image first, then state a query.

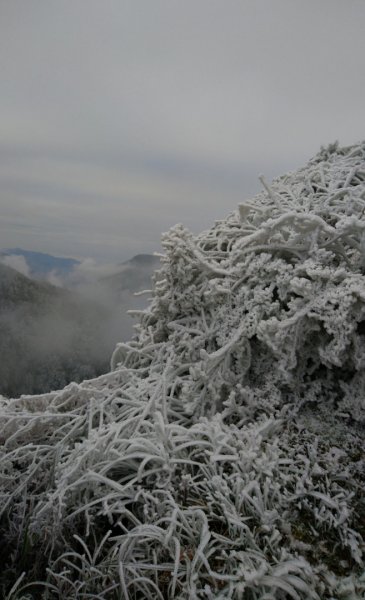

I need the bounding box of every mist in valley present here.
[0,253,160,398]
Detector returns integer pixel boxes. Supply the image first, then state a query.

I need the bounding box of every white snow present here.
[1,141,364,598]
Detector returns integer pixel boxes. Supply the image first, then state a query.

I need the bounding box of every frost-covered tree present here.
[0,142,364,599]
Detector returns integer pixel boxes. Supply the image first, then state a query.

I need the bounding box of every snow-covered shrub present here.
[0,141,364,598]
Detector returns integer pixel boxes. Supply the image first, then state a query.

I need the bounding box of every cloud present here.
[1,254,30,277]
[67,258,122,286]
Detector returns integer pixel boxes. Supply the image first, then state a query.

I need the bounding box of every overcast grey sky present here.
[1,1,364,262]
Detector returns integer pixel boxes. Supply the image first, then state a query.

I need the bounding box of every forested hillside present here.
[1,142,364,599]
[0,253,160,397]
[0,263,110,396]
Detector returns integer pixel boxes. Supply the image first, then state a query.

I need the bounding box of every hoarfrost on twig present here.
[1,141,365,598]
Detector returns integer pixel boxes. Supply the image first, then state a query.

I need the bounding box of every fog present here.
[0,253,30,277]
[0,256,159,397]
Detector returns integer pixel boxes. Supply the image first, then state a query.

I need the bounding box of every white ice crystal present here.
[0,141,364,598]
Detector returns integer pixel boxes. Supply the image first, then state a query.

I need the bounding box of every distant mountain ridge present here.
[1,248,80,278]
[119,253,159,267]
[0,249,160,289]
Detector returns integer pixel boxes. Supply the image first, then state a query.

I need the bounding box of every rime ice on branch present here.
[1,141,365,599]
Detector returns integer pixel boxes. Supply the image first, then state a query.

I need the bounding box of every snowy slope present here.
[1,142,364,598]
